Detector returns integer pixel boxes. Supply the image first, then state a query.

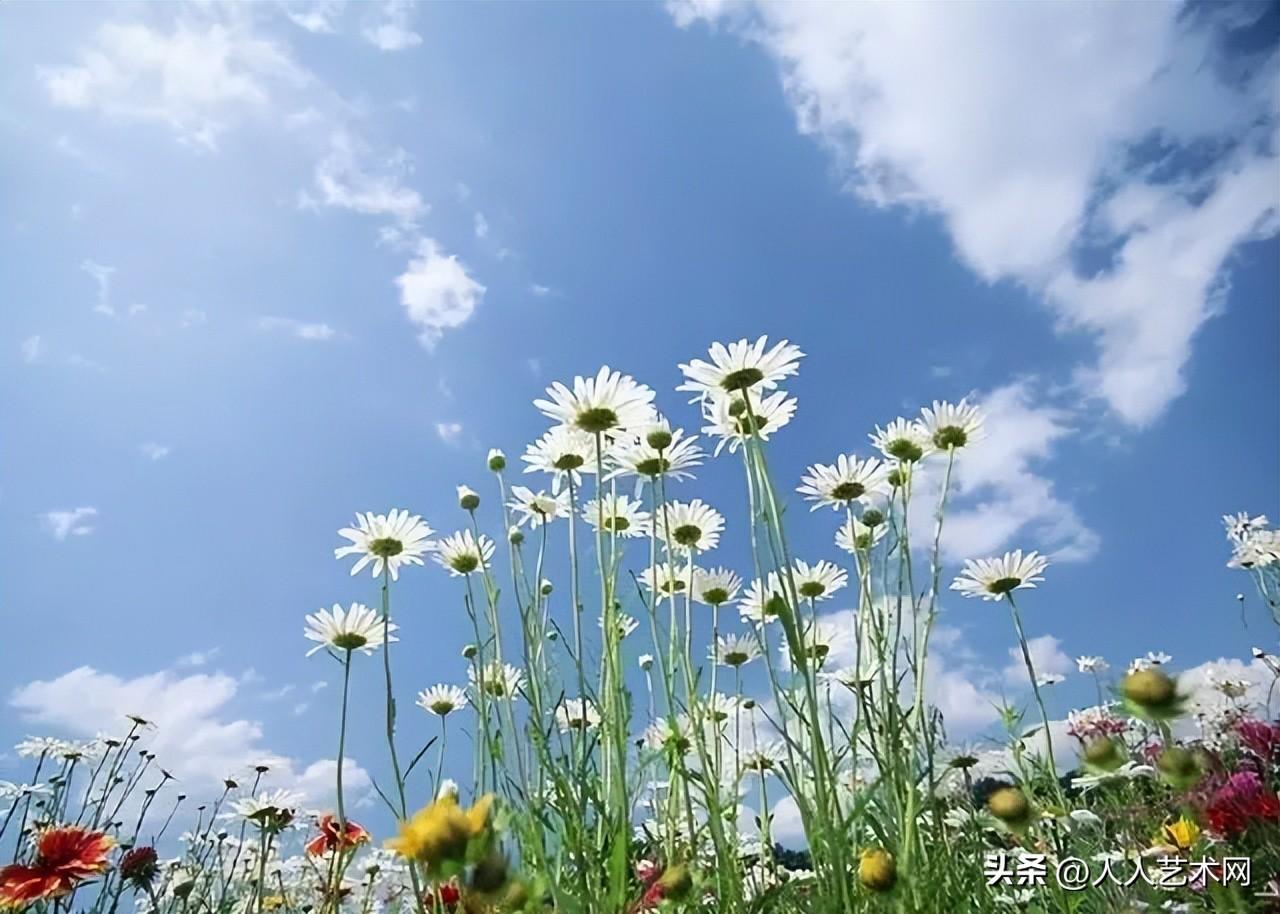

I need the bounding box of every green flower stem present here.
[336,649,352,832]
[1006,592,1062,798]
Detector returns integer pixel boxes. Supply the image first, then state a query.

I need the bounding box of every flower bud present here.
[1082,737,1125,773]
[457,485,480,511]
[1122,669,1181,719]
[858,848,896,892]
[986,786,1032,829]
[861,509,885,528]
[638,654,654,672]
[487,449,506,472]
[462,644,478,660]
[1156,746,1202,790]
[540,579,554,596]
[646,427,673,450]
[508,526,524,545]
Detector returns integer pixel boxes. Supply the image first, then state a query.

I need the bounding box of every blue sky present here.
[2,1,1277,836]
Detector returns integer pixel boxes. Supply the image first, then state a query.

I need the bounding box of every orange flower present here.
[305,815,371,856]
[0,826,115,909]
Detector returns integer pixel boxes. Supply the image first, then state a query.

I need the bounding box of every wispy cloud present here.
[20,335,42,363]
[81,259,115,316]
[473,212,489,239]
[362,0,422,52]
[40,507,98,541]
[257,315,338,341]
[300,132,426,227]
[435,421,463,444]
[140,442,171,461]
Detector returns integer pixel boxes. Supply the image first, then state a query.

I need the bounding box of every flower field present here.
[3,338,1279,914]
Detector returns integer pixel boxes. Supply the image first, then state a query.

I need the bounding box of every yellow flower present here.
[385,794,495,870]
[1159,815,1200,852]
[858,848,896,892]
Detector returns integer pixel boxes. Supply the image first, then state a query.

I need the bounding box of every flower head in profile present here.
[677,337,803,399]
[335,509,434,580]
[1076,656,1108,674]
[507,486,570,527]
[870,418,933,463]
[693,567,742,606]
[468,662,525,700]
[417,684,468,717]
[642,717,692,755]
[740,741,786,776]
[836,516,885,554]
[0,826,115,908]
[950,550,1048,600]
[599,612,640,640]
[657,499,725,553]
[554,698,600,733]
[639,562,697,597]
[1224,512,1270,545]
[534,366,656,435]
[919,399,985,451]
[231,789,303,831]
[432,530,495,576]
[1228,529,1280,569]
[713,633,761,668]
[738,574,785,625]
[797,455,889,511]
[582,494,650,537]
[607,423,704,483]
[304,603,395,657]
[305,815,371,857]
[702,389,797,455]
[791,560,847,601]
[522,426,597,492]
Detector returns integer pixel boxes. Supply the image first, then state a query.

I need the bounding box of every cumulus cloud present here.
[930,382,1100,562]
[140,442,172,461]
[1002,634,1072,688]
[257,315,338,341]
[39,14,308,151]
[40,507,98,540]
[435,421,463,444]
[669,1,1279,427]
[284,1,343,35]
[396,239,486,348]
[9,666,369,806]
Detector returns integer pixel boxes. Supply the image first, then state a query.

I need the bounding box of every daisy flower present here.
[797,455,889,511]
[1229,529,1280,569]
[738,574,785,625]
[554,698,600,733]
[507,486,570,527]
[639,562,697,597]
[677,336,803,399]
[950,550,1048,600]
[432,530,495,576]
[919,399,985,451]
[693,567,742,606]
[417,684,468,717]
[712,633,761,667]
[533,366,656,435]
[869,418,933,463]
[0,826,115,908]
[335,509,434,580]
[456,485,480,510]
[468,661,525,699]
[791,560,847,601]
[582,494,650,537]
[642,717,692,754]
[304,603,395,657]
[231,789,303,826]
[740,742,787,775]
[702,389,797,455]
[522,426,597,492]
[599,612,640,640]
[1224,511,1270,545]
[836,516,885,554]
[656,499,725,553]
[607,423,704,483]
[1076,656,1108,674]
[698,693,742,725]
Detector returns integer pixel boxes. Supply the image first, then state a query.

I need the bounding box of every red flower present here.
[0,826,115,908]
[118,846,159,884]
[1205,771,1280,837]
[305,815,371,856]
[422,881,461,909]
[1236,719,1280,762]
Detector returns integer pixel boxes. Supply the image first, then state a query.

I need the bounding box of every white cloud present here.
[395,238,486,348]
[9,665,369,806]
[670,1,1279,426]
[285,1,343,35]
[301,132,426,226]
[529,283,553,298]
[362,0,422,52]
[39,15,309,151]
[140,442,172,461]
[1002,634,1072,688]
[180,309,208,328]
[176,648,219,668]
[931,382,1100,562]
[473,212,489,239]
[40,507,98,540]
[20,335,41,363]
[257,315,338,341]
[435,421,463,444]
[81,259,116,316]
